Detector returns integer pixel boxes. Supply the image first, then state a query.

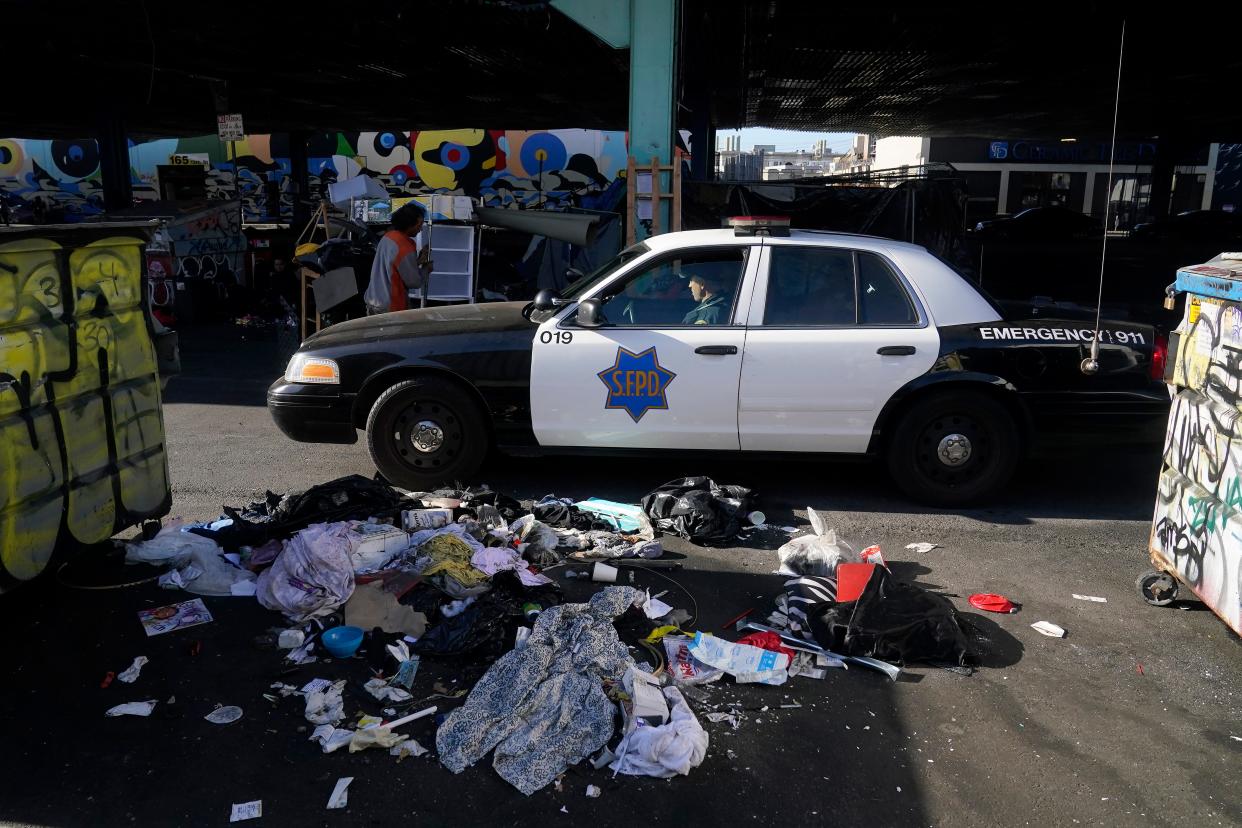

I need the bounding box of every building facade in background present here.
[871,136,1221,228]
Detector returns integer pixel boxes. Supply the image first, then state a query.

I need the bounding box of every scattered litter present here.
[349,726,406,753]
[230,801,262,822]
[706,712,741,729]
[1030,621,1067,638]
[138,599,214,636]
[387,642,420,690]
[905,542,939,554]
[560,806,569,814]
[326,777,353,810]
[969,593,1018,614]
[1136,663,1145,676]
[642,590,674,620]
[610,685,708,778]
[780,702,802,709]
[687,632,790,686]
[592,562,619,583]
[641,477,754,544]
[1230,736,1242,742]
[117,656,149,684]
[365,677,413,703]
[277,629,305,649]
[586,785,601,798]
[304,680,346,725]
[390,739,429,760]
[100,671,116,689]
[105,700,157,717]
[1072,594,1108,603]
[310,725,354,754]
[301,678,332,694]
[205,705,244,725]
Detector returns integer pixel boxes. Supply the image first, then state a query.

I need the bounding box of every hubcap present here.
[937,433,972,467]
[410,420,445,453]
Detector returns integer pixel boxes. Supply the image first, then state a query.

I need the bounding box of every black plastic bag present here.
[640,476,754,545]
[805,567,972,666]
[191,474,409,549]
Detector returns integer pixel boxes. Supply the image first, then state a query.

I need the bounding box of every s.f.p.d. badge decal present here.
[597,346,677,422]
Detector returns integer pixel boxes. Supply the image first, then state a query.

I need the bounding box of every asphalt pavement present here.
[0,324,1238,827]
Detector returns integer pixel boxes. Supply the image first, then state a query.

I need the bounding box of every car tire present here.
[365,377,489,490]
[886,391,1020,507]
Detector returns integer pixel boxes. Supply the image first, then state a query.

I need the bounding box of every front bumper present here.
[267,380,358,444]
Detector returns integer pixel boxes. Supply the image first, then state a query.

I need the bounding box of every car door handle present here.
[694,345,738,355]
[877,345,917,356]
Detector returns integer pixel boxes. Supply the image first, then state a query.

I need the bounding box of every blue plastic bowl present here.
[321,625,364,658]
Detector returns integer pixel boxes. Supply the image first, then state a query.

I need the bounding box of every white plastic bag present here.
[776,508,857,577]
[125,521,219,568]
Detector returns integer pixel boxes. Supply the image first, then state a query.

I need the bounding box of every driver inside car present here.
[681,271,731,325]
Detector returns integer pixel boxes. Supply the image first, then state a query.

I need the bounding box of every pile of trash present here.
[119,476,981,797]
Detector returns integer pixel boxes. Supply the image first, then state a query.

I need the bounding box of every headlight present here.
[285,354,340,384]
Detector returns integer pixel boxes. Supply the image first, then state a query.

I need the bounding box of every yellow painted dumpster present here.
[0,223,173,590]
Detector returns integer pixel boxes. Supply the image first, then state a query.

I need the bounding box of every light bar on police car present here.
[285,355,340,384]
[728,215,791,236]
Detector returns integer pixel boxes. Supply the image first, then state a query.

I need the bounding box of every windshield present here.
[560,242,650,301]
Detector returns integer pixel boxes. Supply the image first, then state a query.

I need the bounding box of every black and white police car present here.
[269,217,1167,505]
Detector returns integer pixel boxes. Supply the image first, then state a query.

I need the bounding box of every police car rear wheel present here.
[366,378,488,489]
[886,391,1019,507]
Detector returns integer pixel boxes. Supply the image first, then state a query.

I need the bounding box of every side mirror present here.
[575,298,604,328]
[532,289,562,311]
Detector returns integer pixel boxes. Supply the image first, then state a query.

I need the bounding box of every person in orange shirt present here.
[364,203,430,314]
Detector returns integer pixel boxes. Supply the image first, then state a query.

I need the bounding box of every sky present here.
[720,128,857,153]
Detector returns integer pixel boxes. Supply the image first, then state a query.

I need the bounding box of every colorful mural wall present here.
[0,130,628,224]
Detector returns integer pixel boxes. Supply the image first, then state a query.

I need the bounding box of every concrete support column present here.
[96,111,133,212]
[628,0,677,236]
[288,130,310,229]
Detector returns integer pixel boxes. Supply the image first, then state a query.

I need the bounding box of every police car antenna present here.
[1082,19,1126,377]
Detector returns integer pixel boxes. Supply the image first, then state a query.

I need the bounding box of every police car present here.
[269,217,1167,505]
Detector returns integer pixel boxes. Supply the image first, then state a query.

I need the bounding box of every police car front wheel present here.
[365,377,489,490]
[886,391,1020,507]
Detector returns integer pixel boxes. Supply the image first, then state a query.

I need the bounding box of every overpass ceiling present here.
[5,1,1240,144]
[694,1,1242,142]
[3,0,629,138]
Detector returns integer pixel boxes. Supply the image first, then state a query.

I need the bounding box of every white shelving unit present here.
[410,223,477,306]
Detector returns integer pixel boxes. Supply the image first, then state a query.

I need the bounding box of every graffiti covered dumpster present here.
[1143,255,1242,635]
[0,223,173,591]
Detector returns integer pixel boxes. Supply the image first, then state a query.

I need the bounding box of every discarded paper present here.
[105,700,158,717]
[1031,621,1067,638]
[326,777,353,810]
[138,599,214,637]
[205,705,244,725]
[230,801,262,822]
[1071,594,1107,603]
[117,656,149,684]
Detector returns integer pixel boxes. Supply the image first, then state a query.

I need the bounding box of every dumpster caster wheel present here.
[1137,569,1178,606]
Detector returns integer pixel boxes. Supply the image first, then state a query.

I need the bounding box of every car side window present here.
[762,247,856,325]
[594,248,747,327]
[857,252,917,325]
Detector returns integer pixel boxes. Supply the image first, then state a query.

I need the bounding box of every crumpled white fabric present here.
[364,677,412,703]
[256,523,356,620]
[125,522,220,568]
[470,546,552,587]
[610,686,708,778]
[176,543,257,597]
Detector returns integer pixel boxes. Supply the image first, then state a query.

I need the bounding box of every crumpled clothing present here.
[509,515,561,554]
[256,523,356,621]
[418,534,488,588]
[471,546,553,587]
[610,686,708,778]
[558,529,663,561]
[436,586,644,795]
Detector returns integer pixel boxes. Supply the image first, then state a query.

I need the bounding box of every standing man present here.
[364,203,430,314]
[681,271,731,325]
